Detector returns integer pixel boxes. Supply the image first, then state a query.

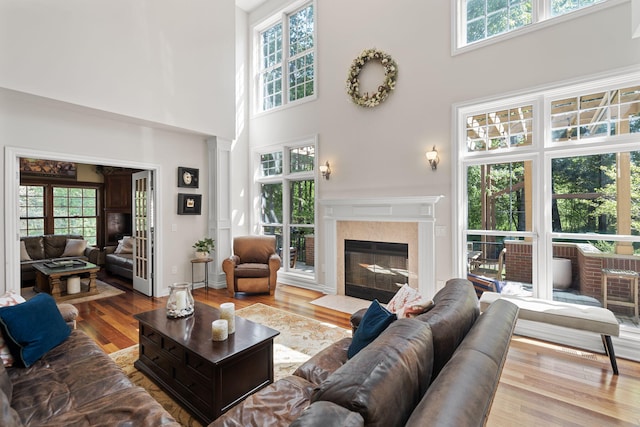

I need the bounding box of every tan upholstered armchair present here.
[222,235,281,297]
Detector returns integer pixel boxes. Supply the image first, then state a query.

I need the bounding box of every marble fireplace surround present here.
[321,196,443,298]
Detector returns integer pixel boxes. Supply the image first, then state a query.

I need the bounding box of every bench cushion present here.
[480,292,619,337]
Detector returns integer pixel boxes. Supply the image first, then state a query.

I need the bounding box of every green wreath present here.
[346,48,398,108]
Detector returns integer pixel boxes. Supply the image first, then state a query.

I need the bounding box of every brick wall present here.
[505,240,639,317]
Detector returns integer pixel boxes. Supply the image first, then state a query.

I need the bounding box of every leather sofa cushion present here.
[293,337,351,385]
[290,401,364,427]
[21,237,44,260]
[0,385,22,427]
[414,278,479,379]
[106,253,133,269]
[405,298,519,427]
[311,319,434,427]
[8,331,130,412]
[44,234,83,258]
[234,263,270,278]
[210,375,315,427]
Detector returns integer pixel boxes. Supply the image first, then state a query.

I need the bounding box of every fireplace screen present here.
[345,240,409,303]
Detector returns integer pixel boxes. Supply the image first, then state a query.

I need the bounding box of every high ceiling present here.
[235,0,267,13]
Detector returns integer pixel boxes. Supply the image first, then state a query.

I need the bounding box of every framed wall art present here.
[177,167,199,188]
[177,193,202,215]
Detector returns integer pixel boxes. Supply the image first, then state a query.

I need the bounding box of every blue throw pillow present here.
[0,293,70,367]
[347,300,396,359]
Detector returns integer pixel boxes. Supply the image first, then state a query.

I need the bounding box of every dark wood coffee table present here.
[134,302,279,424]
[33,260,100,301]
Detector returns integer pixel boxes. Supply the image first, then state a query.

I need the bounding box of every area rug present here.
[310,294,372,314]
[109,303,352,427]
[21,279,124,304]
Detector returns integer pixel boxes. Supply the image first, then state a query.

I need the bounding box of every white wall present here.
[0,1,236,294]
[0,89,211,295]
[245,0,640,289]
[0,0,235,138]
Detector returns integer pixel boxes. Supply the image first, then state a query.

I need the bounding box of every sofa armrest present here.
[350,308,367,333]
[84,246,103,265]
[57,303,79,329]
[293,337,351,385]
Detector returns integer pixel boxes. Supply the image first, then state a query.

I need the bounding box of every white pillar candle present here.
[219,302,235,334]
[175,291,187,312]
[211,319,228,341]
[67,276,81,294]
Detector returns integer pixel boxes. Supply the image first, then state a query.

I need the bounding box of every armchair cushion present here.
[233,235,278,263]
[234,263,270,278]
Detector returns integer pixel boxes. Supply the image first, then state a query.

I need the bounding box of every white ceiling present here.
[235,0,267,12]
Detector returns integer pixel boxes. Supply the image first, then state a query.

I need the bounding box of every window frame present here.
[452,0,625,55]
[253,136,319,284]
[455,67,640,303]
[19,181,102,245]
[252,0,317,116]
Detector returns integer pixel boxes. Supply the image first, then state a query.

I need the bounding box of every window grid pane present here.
[464,0,606,46]
[289,180,315,224]
[19,185,45,236]
[466,0,532,44]
[261,152,283,176]
[466,105,533,152]
[551,86,640,142]
[258,2,314,112]
[288,5,314,57]
[261,183,283,224]
[52,187,98,244]
[289,146,315,173]
[288,52,314,102]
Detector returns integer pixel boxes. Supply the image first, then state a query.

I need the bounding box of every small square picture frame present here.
[177,167,199,188]
[177,193,202,215]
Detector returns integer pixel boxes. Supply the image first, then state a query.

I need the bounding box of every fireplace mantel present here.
[321,196,443,298]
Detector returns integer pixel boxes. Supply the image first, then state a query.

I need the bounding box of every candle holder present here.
[219,302,235,334]
[166,282,195,318]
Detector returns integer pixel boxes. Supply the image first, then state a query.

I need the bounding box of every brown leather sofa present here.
[0,306,179,426]
[209,278,519,427]
[20,234,101,285]
[222,235,281,297]
[104,245,133,280]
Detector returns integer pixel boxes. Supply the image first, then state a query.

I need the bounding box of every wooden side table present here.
[191,257,213,293]
[602,268,639,323]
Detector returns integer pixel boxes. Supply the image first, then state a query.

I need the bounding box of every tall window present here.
[457,0,609,50]
[256,1,315,112]
[257,142,317,276]
[19,184,99,245]
[457,72,640,331]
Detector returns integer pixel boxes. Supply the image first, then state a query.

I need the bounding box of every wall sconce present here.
[319,161,331,180]
[425,146,439,171]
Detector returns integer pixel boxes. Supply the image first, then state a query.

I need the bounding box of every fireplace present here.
[345,240,409,303]
[321,196,443,298]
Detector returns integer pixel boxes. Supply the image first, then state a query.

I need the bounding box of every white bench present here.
[479,292,620,374]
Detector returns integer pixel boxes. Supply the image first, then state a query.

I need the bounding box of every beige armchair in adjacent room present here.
[222,235,281,297]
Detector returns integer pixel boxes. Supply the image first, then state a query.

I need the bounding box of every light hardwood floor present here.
[74,279,640,426]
